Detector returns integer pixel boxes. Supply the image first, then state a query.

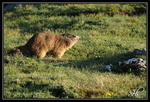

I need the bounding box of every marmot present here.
[14,32,80,59]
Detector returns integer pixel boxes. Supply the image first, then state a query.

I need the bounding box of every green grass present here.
[3,4,147,99]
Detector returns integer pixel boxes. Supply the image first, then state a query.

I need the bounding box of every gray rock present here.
[104,64,113,72]
[133,48,146,55]
[118,58,146,71]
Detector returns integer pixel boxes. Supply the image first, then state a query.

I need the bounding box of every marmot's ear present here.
[61,34,68,40]
[61,34,66,36]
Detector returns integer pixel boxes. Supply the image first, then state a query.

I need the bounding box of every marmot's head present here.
[61,33,80,46]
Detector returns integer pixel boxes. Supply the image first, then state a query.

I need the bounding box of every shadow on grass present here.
[7,16,79,35]
[19,82,74,98]
[57,51,145,75]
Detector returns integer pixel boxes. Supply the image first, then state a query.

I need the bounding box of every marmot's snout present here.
[72,35,80,42]
[75,35,80,40]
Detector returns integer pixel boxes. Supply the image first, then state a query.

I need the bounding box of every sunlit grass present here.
[3,3,147,99]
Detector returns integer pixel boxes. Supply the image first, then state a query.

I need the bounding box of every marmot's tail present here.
[6,46,25,55]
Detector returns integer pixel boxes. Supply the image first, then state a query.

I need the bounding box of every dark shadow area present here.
[7,17,78,35]
[130,7,147,16]
[5,48,34,58]
[45,51,146,75]
[50,86,74,98]
[17,81,74,98]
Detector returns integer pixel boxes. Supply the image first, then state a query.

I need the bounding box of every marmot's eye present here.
[72,35,76,37]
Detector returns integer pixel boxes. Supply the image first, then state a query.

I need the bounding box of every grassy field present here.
[3,4,147,99]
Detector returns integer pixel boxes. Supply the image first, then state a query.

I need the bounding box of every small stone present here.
[104,64,113,72]
[133,48,146,55]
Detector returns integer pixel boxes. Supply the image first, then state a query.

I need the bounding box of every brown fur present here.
[15,32,80,59]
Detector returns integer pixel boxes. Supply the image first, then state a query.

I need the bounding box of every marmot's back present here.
[25,32,57,52]
[16,32,80,58]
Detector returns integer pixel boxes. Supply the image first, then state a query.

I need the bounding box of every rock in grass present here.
[104,64,113,72]
[125,58,143,64]
[133,48,146,55]
[118,58,146,71]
